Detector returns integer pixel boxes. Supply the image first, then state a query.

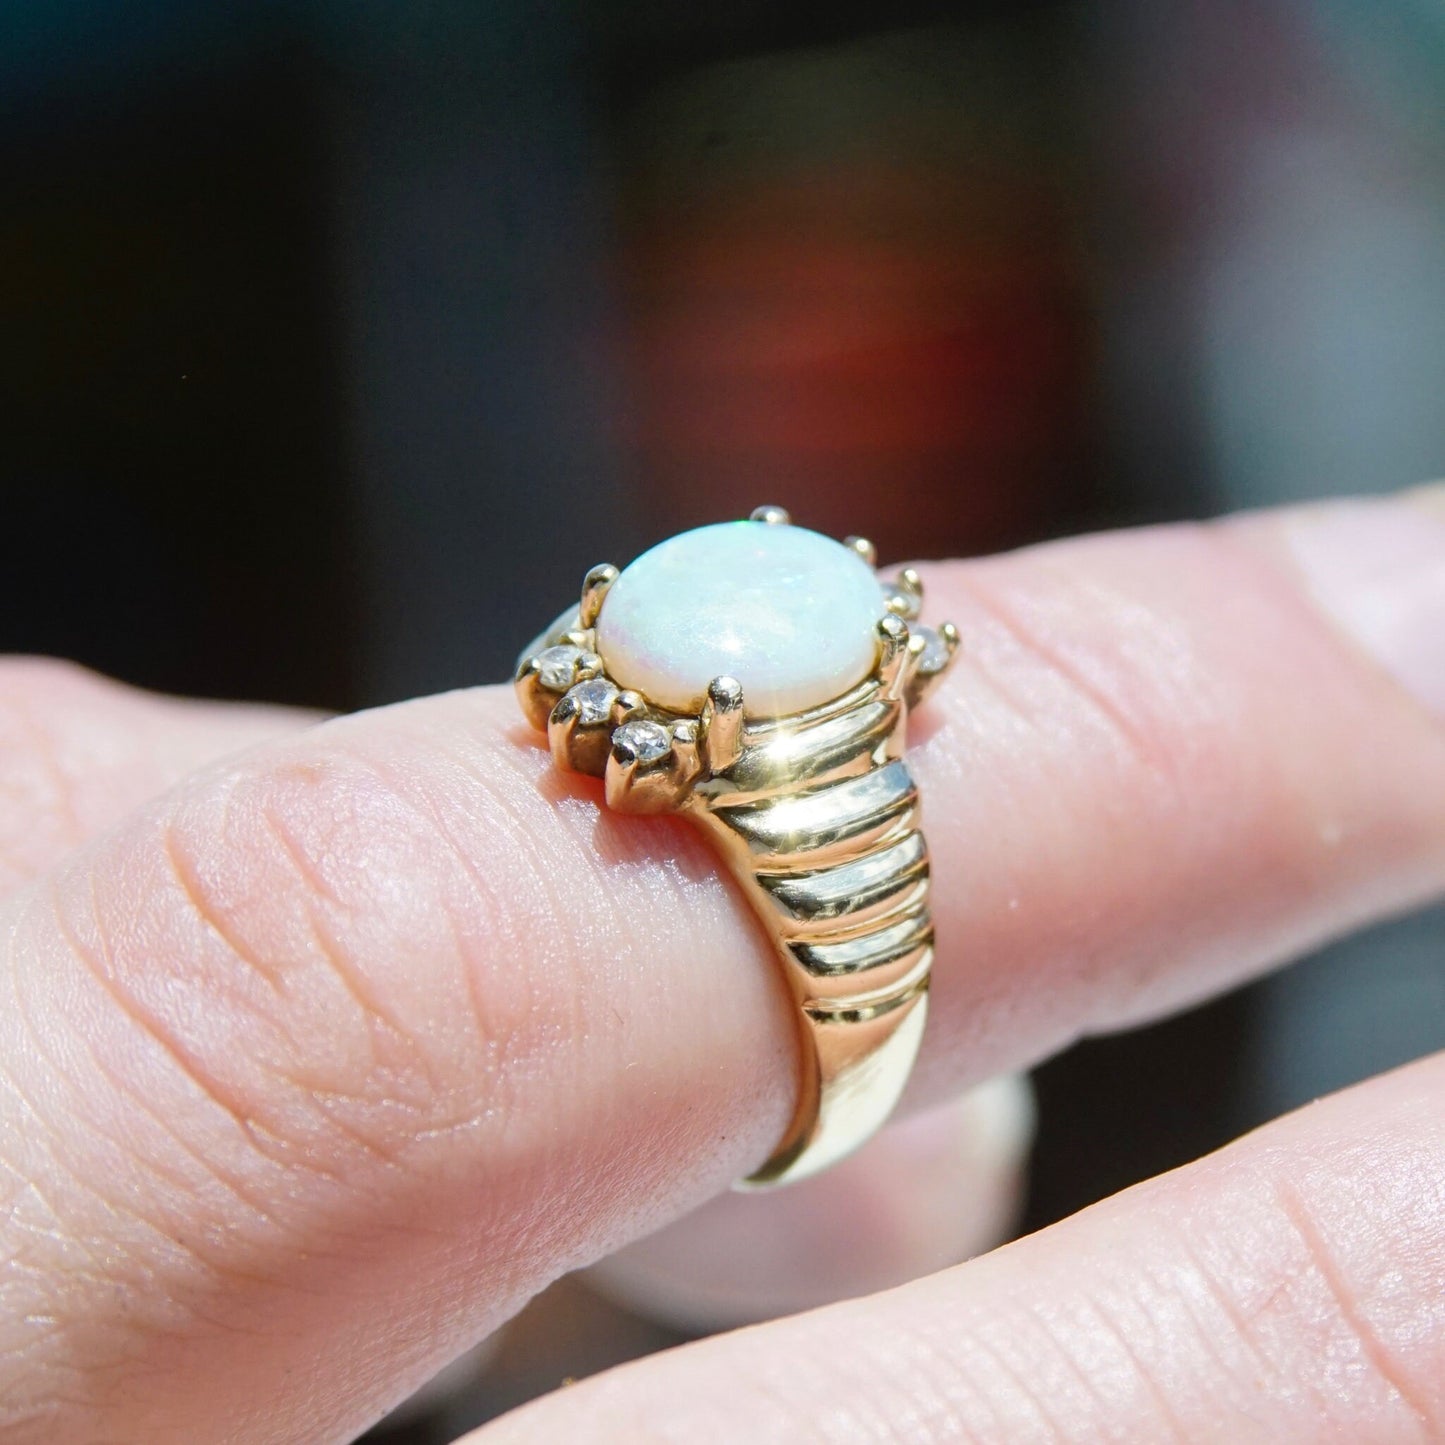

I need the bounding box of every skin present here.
[1,493,1444,1443]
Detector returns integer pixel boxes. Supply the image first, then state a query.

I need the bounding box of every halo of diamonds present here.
[514,506,959,810]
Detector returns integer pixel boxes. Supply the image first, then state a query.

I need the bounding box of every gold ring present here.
[514,505,959,1188]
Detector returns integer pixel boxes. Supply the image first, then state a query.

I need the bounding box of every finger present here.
[583,1075,1034,1332]
[466,1049,1445,1444]
[909,485,1445,1103]
[5,491,1445,1443]
[0,657,315,893]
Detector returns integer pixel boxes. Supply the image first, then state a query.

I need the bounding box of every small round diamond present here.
[535,645,597,692]
[561,677,619,724]
[613,719,672,765]
[535,645,581,691]
[914,624,950,675]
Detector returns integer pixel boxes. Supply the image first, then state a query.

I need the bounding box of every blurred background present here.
[3,1,1444,1438]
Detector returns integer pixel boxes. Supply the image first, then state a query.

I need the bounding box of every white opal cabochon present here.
[595,520,885,716]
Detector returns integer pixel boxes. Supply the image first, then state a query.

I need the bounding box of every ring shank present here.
[682,712,936,1189]
[737,983,929,1188]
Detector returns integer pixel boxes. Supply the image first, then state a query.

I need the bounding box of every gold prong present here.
[897,566,924,603]
[605,750,647,811]
[876,614,910,698]
[750,504,791,526]
[906,620,961,708]
[547,700,581,770]
[903,632,927,692]
[514,661,553,731]
[844,535,877,568]
[612,689,646,727]
[579,564,619,628]
[700,675,745,774]
[671,718,702,783]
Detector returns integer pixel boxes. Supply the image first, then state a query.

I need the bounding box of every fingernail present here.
[1283,485,1445,718]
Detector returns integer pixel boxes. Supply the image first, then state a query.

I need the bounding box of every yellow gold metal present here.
[844,534,878,567]
[749,504,792,526]
[547,679,618,775]
[700,676,745,774]
[514,510,959,1187]
[580,564,619,627]
[612,689,647,728]
[515,647,602,730]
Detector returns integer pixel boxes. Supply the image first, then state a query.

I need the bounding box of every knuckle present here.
[67,726,536,1180]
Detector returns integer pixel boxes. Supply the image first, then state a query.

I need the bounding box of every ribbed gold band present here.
[679,678,933,1187]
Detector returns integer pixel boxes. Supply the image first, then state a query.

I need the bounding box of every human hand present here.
[4,489,1444,1442]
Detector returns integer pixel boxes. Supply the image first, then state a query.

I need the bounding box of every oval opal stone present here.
[595,521,885,716]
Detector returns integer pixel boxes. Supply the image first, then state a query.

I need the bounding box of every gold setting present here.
[514,508,959,1187]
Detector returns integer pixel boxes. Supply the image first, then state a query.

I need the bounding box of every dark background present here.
[3,2,1444,1437]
